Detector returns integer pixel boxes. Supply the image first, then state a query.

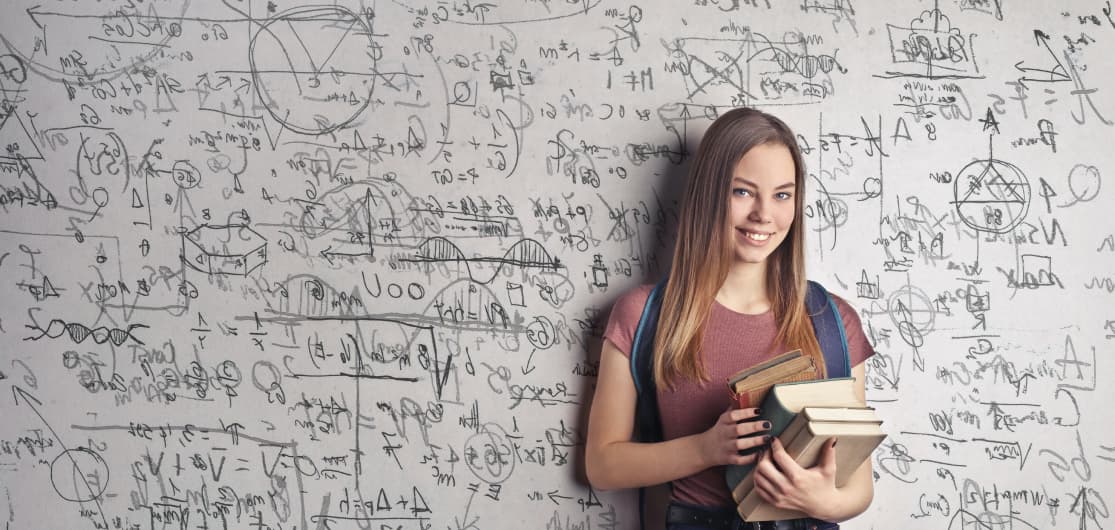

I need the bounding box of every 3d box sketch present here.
[182,224,268,276]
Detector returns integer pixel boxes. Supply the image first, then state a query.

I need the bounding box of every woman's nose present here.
[748,199,772,223]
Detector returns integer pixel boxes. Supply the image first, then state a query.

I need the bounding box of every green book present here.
[724,377,862,492]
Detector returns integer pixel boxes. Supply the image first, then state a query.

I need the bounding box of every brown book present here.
[733,415,886,522]
[727,350,818,409]
[728,350,805,388]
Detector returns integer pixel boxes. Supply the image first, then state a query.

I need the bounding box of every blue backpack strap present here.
[805,280,851,378]
[631,278,669,442]
[629,278,668,530]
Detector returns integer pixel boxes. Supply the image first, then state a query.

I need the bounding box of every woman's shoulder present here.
[611,282,657,320]
[602,282,659,357]
[619,281,657,302]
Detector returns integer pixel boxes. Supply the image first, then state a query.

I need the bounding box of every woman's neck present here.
[716,263,770,314]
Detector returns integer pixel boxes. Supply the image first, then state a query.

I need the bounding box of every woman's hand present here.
[697,407,771,467]
[751,436,841,521]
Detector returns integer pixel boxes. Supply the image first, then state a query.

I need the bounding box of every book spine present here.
[731,412,809,502]
[725,389,798,492]
[758,387,798,441]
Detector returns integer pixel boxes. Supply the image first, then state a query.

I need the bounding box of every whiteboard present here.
[1,1,1112,529]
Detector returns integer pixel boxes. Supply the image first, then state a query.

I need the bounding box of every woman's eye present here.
[776,192,793,200]
[733,188,751,197]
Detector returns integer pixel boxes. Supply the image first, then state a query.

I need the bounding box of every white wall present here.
[1,1,1112,528]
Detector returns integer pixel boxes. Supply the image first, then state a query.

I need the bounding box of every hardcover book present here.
[727,349,819,409]
[733,412,886,521]
[724,378,863,493]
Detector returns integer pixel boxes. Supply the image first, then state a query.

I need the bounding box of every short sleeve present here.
[602,284,654,358]
[830,294,876,368]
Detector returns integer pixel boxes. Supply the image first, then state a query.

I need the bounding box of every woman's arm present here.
[747,361,875,522]
[584,338,770,491]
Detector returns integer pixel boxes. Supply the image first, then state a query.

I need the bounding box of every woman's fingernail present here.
[762,421,771,429]
[832,439,838,448]
[764,435,773,443]
[754,408,762,415]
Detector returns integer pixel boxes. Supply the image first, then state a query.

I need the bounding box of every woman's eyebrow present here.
[732,177,795,190]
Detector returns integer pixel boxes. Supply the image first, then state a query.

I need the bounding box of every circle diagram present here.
[250,6,376,135]
[50,447,109,502]
[953,158,1030,234]
[887,286,935,349]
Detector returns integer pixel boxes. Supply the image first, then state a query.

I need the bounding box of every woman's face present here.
[726,142,797,267]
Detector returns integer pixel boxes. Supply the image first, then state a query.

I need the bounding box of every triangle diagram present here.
[0,107,44,161]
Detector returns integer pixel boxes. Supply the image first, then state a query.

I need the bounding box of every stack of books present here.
[725,377,887,522]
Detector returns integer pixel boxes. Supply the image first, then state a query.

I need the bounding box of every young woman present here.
[585,108,876,530]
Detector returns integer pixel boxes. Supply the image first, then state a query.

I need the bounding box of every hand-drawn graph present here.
[665,31,846,105]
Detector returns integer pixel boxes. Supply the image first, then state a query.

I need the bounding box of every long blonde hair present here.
[653,108,822,389]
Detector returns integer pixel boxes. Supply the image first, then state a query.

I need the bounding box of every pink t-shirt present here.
[603,283,875,508]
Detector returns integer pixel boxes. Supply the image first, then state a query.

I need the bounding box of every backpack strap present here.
[631,278,669,442]
[629,278,668,530]
[805,280,851,378]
